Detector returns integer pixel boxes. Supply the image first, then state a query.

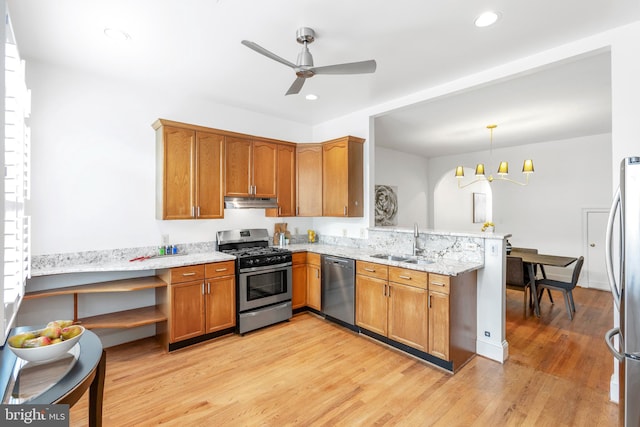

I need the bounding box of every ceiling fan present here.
[241,27,377,96]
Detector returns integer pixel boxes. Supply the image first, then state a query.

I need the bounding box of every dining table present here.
[509,250,578,317]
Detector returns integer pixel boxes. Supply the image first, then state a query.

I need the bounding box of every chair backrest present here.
[506,256,525,287]
[570,256,585,288]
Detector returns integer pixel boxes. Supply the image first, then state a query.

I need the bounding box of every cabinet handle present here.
[197,206,201,217]
[207,282,211,294]
[428,294,431,308]
[431,281,445,287]
[191,206,195,217]
[278,206,281,215]
[215,268,227,272]
[344,206,347,216]
[364,268,375,272]
[399,275,411,280]
[201,283,205,295]
[296,206,299,216]
[383,284,387,297]
[388,286,392,297]
[182,272,196,276]
[316,270,320,279]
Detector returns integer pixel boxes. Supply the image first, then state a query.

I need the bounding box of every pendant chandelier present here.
[455,124,534,189]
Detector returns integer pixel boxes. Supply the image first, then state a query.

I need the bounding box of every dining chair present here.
[511,247,553,303]
[506,256,531,317]
[534,256,584,320]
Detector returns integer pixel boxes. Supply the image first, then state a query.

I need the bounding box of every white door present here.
[586,210,609,290]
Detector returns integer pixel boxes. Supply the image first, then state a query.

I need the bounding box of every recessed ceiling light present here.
[104,28,131,41]
[474,11,500,28]
[305,94,318,101]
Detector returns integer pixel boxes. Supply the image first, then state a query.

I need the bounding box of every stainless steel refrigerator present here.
[606,156,640,427]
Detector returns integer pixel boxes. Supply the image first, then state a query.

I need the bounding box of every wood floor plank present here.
[68,286,619,426]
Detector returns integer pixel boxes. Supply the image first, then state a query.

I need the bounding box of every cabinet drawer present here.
[429,273,451,294]
[292,252,307,265]
[389,266,427,289]
[356,261,388,280]
[169,265,205,283]
[307,252,321,266]
[205,261,235,278]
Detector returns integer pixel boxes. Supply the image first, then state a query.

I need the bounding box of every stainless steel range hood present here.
[224,197,278,209]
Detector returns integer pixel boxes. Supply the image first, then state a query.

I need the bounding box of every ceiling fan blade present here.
[312,59,377,75]
[285,77,306,96]
[241,40,296,69]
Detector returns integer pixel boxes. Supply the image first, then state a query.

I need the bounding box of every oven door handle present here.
[240,262,292,273]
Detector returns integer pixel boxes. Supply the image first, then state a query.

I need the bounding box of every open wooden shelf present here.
[79,306,167,329]
[24,276,167,299]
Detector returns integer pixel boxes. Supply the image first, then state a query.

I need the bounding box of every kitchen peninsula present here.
[22,227,509,371]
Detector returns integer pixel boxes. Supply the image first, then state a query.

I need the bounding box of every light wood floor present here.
[70,286,618,426]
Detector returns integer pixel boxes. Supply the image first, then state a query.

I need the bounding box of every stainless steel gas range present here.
[217,229,292,334]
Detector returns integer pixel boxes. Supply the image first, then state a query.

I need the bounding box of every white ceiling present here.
[7,0,639,157]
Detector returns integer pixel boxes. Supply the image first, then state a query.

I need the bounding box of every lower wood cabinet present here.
[306,253,322,311]
[356,261,428,352]
[292,252,307,309]
[158,260,235,348]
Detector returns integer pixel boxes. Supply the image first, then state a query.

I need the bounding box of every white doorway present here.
[583,208,609,290]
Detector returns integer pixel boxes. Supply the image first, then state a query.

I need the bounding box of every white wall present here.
[374,146,429,228]
[26,60,314,255]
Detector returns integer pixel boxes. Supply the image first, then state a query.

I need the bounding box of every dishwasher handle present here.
[323,256,354,270]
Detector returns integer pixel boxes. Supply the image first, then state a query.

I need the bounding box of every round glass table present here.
[1,325,106,426]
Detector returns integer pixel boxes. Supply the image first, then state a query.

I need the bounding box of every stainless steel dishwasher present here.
[321,255,355,327]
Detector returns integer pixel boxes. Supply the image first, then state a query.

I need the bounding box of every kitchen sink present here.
[369,254,435,265]
[370,253,412,261]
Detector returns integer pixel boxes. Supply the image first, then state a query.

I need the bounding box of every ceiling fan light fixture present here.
[474,11,500,28]
[103,27,131,41]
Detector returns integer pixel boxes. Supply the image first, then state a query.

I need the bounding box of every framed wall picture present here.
[473,192,486,223]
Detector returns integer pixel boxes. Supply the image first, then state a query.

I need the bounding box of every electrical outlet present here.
[484,331,491,337]
[294,227,299,235]
[162,234,170,245]
[342,229,348,237]
[360,228,366,238]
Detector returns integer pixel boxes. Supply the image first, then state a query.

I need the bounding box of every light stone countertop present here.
[30,242,483,278]
[286,244,482,276]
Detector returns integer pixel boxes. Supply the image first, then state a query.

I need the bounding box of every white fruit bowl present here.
[8,326,85,363]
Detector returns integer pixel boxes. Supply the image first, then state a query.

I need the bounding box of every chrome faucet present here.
[413,223,420,256]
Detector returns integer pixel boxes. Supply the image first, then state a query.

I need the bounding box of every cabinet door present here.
[266,144,296,217]
[296,144,322,216]
[170,280,205,342]
[388,283,428,352]
[428,291,450,360]
[225,136,252,197]
[322,140,348,216]
[196,132,224,219]
[307,264,322,311]
[355,275,388,336]
[252,141,277,198]
[162,126,195,219]
[292,252,307,309]
[205,275,235,333]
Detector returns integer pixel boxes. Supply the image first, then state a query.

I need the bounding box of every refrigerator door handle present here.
[605,327,625,362]
[605,186,622,311]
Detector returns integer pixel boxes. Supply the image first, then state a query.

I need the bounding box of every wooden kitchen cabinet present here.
[322,136,364,217]
[153,120,225,220]
[428,271,477,370]
[356,261,428,352]
[296,143,323,216]
[266,143,296,217]
[158,261,235,349]
[292,252,307,309]
[225,136,277,198]
[307,252,322,311]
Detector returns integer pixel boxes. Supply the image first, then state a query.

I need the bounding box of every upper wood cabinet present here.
[296,143,323,217]
[322,136,364,217]
[266,143,296,217]
[225,137,277,198]
[153,120,224,220]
